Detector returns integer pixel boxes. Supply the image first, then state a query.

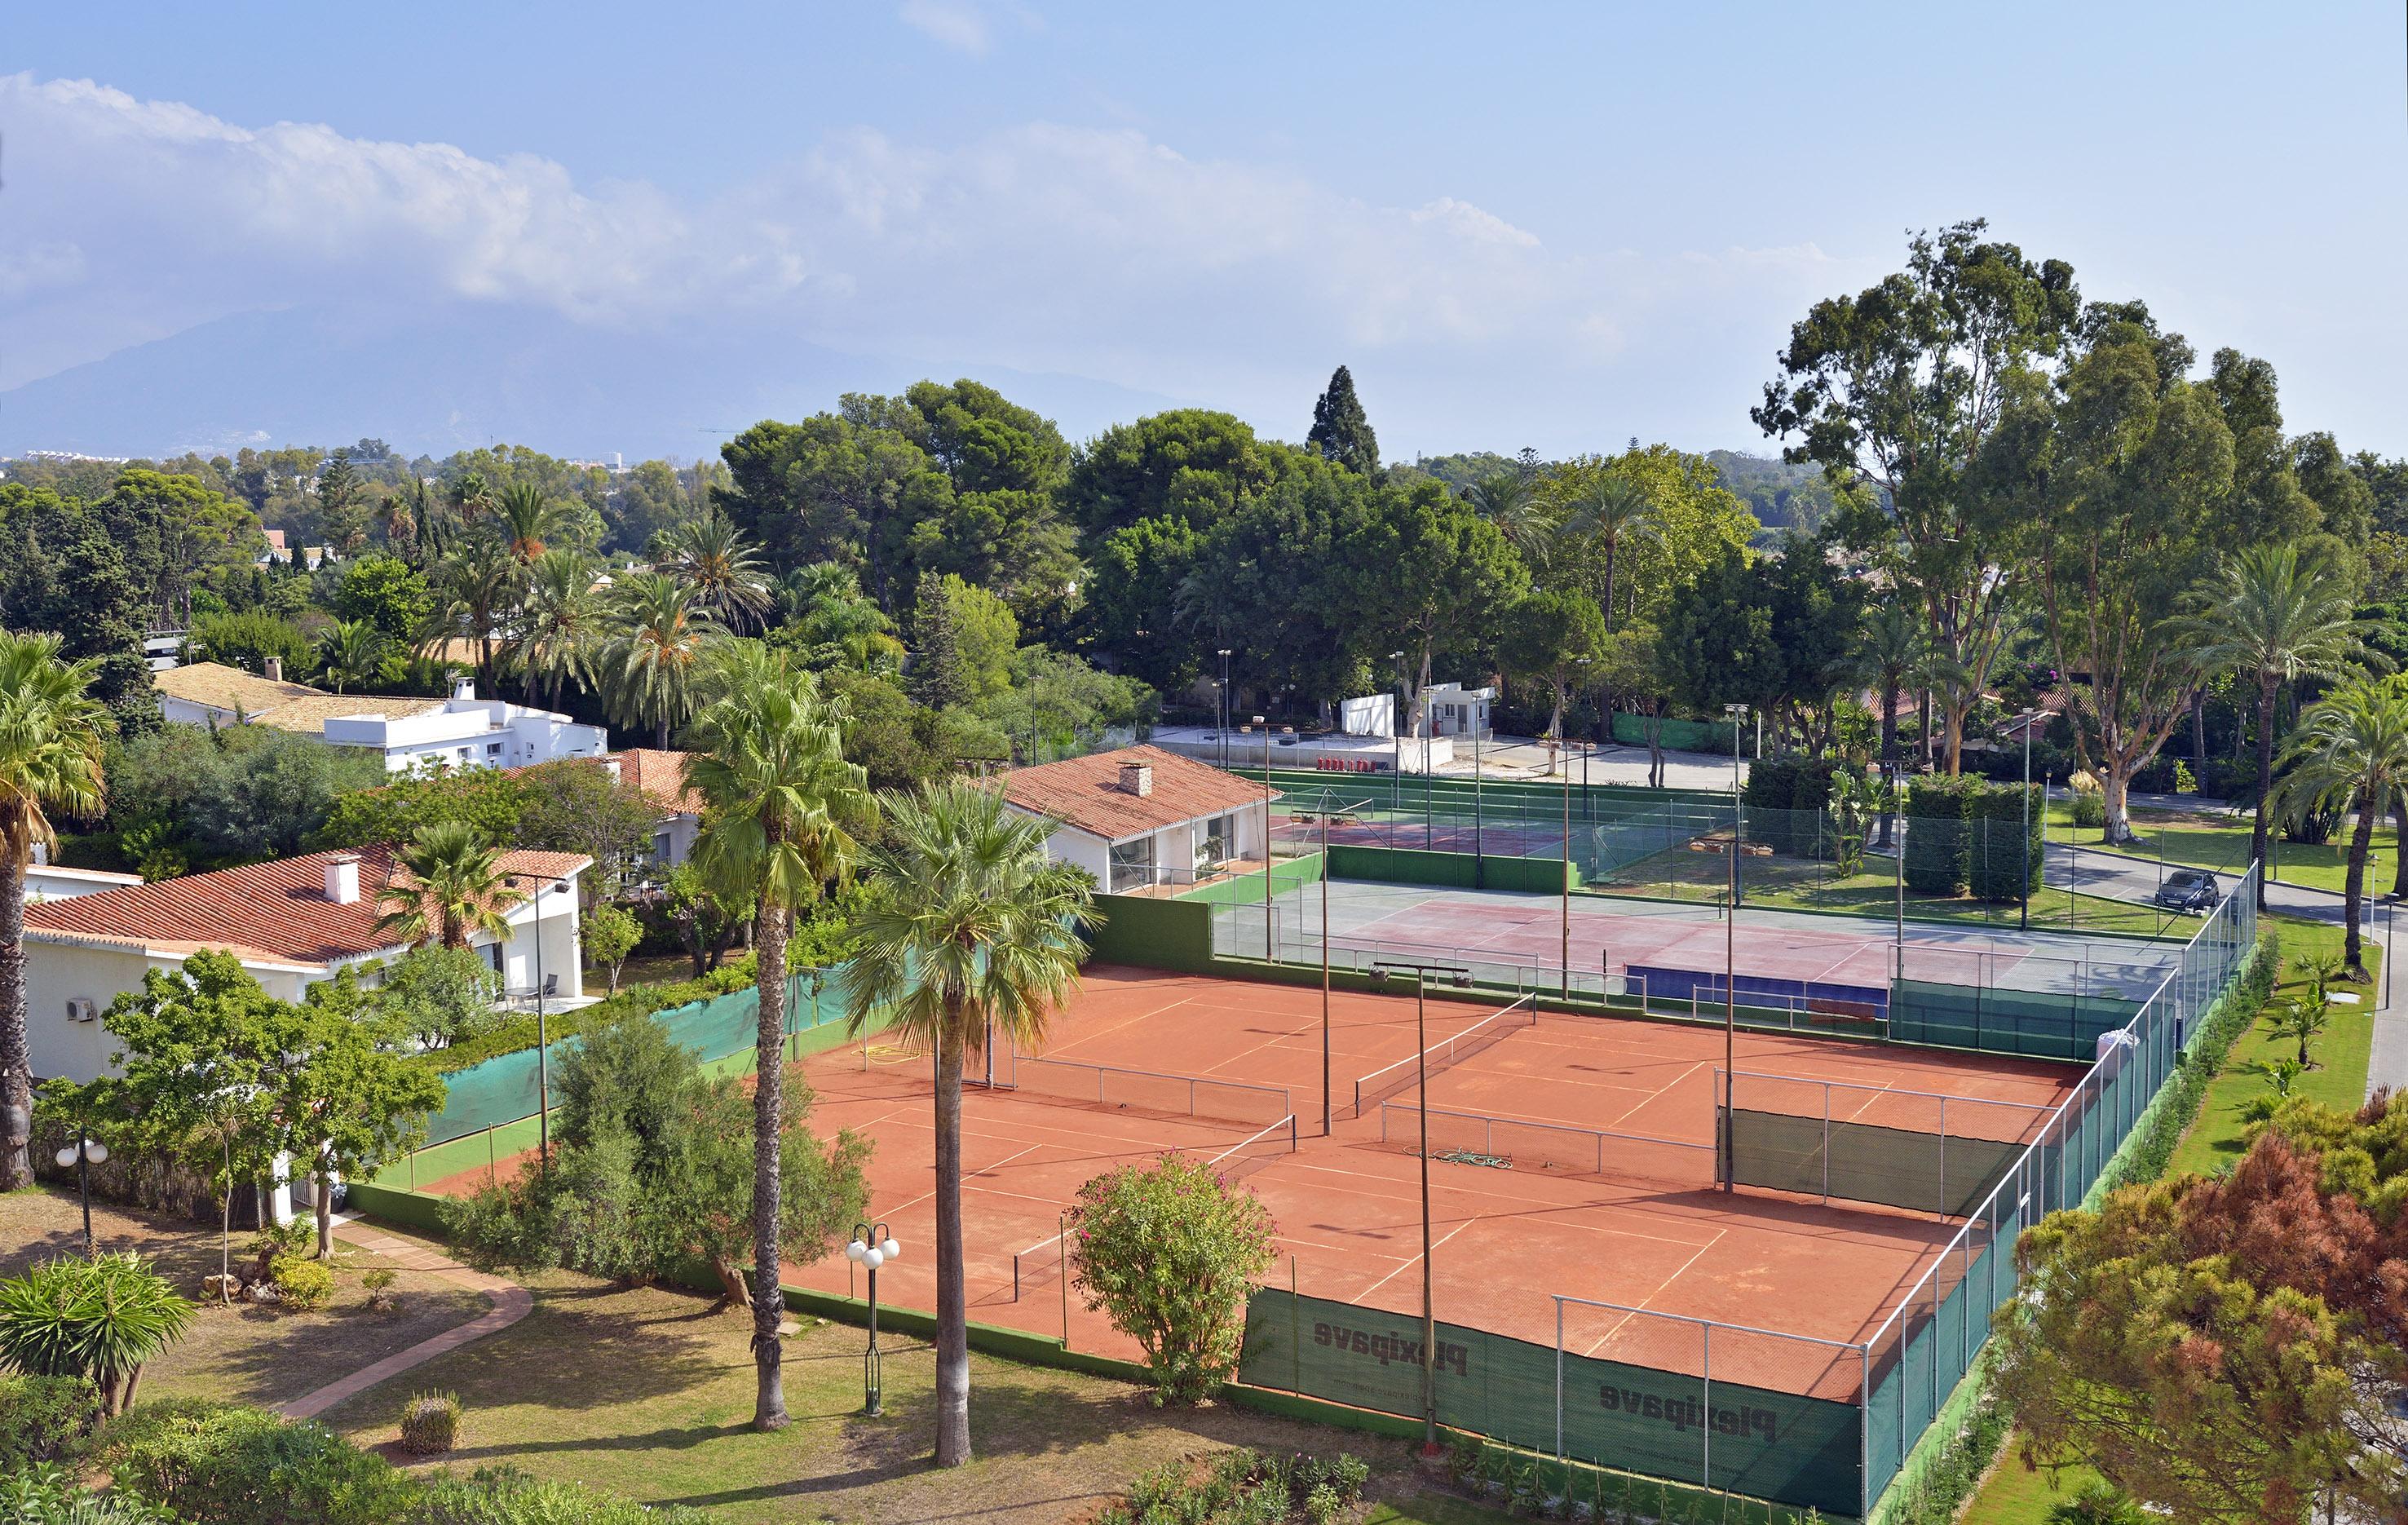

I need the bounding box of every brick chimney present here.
[1118,762,1153,798]
[264,655,283,682]
[323,853,360,905]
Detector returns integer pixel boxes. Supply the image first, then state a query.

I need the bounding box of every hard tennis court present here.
[776,963,2079,1400]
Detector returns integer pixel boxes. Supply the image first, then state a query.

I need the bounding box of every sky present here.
[4,1,2403,460]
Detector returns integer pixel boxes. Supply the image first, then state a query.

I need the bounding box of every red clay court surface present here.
[422,965,2079,1399]
[793,966,2076,1398]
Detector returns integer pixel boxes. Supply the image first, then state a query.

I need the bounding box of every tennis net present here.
[1345,992,1538,1118]
[1377,1102,1717,1190]
[1001,1050,1294,1127]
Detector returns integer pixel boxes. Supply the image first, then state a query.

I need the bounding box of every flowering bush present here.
[1067,1152,1278,1404]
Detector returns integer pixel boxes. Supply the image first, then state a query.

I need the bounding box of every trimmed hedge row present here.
[1905,777,2041,903]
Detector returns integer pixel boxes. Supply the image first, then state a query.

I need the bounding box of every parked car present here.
[2154,869,2220,913]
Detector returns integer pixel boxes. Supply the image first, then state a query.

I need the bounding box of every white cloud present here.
[0,71,1852,447]
[898,0,992,54]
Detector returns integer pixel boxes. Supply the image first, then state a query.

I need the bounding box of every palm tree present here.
[2269,679,2408,977]
[506,550,603,709]
[0,634,108,1191]
[841,781,1094,1466]
[448,471,495,528]
[780,564,903,674]
[1835,602,1925,846]
[374,821,526,952]
[317,618,392,694]
[602,573,723,749]
[689,661,875,1430]
[2184,543,2384,908]
[660,515,773,632]
[1465,473,1557,564]
[0,1253,195,1415]
[429,537,525,686]
[496,483,565,562]
[1557,475,1657,630]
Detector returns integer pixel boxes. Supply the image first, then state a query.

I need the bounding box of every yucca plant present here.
[0,1254,195,1416]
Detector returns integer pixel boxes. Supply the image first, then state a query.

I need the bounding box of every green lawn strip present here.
[2166,916,2376,1178]
[1956,914,2371,1525]
[1364,1496,1525,1525]
[1737,877,2170,937]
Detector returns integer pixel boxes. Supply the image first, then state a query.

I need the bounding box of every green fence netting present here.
[1237,1290,1862,1517]
[1719,1109,2026,1219]
[1887,981,2141,1061]
[418,970,848,1147]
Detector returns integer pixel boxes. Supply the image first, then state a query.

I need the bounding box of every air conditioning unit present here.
[65,998,98,1023]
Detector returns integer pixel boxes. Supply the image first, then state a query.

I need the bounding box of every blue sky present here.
[5,2,2401,458]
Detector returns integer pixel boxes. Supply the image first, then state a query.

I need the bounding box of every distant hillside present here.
[1706,451,1845,536]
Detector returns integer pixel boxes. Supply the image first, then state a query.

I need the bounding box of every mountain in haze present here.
[0,303,1191,461]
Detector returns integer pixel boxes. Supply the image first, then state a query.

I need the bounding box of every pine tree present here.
[1307,365,1381,476]
[909,571,971,710]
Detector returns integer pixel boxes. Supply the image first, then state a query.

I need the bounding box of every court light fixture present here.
[846,1221,902,1415]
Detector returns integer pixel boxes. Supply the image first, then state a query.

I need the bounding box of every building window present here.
[1108,837,1155,894]
[487,743,502,756]
[1200,815,1232,870]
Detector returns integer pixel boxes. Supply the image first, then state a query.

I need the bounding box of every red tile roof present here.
[24,846,590,968]
[612,748,702,816]
[1000,745,1273,842]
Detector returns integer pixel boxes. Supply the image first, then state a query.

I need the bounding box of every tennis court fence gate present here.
[1235,864,2260,1521]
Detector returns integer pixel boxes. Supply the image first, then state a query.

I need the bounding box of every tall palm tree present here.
[841,782,1092,1466]
[507,550,603,709]
[660,515,773,632]
[689,662,874,1430]
[496,483,566,562]
[602,572,723,749]
[0,634,109,1190]
[780,564,903,674]
[1465,472,1557,565]
[374,820,526,952]
[2184,543,2384,908]
[429,537,526,686]
[1557,475,1658,631]
[2269,679,2408,977]
[448,471,495,528]
[317,618,392,695]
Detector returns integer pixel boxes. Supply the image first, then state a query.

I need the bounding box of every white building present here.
[24,844,591,1085]
[1418,682,1495,736]
[153,661,608,774]
[1001,745,1275,895]
[27,863,143,904]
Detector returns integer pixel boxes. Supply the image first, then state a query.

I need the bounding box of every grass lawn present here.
[1953,913,2378,1525]
[0,1187,488,1412]
[311,1244,1496,1525]
[2039,799,2369,896]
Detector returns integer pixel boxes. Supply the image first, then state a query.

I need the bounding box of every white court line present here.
[1577,1230,1728,1358]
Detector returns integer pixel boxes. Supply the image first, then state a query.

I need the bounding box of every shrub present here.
[1092,1449,1363,1525]
[360,1269,399,1313]
[0,1462,179,1524]
[1968,785,2043,904]
[269,1256,334,1313]
[0,1254,196,1417]
[99,1398,412,1525]
[0,1372,104,1467]
[411,1465,717,1524]
[1903,776,1980,895]
[2173,759,2198,794]
[397,1390,462,1456]
[1068,1152,1279,1404]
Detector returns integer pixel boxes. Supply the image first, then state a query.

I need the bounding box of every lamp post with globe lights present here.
[845,1221,903,1415]
[56,1134,108,1255]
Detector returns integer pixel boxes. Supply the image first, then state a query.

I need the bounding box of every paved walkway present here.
[276,1216,532,1421]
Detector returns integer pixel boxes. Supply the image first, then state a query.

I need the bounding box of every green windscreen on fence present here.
[1719,1109,2024,1219]
[1236,1290,1862,1516]
[1888,981,2140,1060]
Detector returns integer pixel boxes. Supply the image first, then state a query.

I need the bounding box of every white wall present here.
[1038,823,1111,886]
[488,883,585,999]
[26,942,319,1085]
[26,866,142,902]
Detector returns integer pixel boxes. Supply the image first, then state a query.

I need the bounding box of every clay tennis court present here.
[768,964,2079,1399]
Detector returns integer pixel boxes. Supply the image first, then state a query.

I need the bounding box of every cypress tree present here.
[1307,365,1381,476]
[908,571,970,710]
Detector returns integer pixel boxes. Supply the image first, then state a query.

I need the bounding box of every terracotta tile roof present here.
[1000,745,1273,842]
[612,748,703,816]
[24,846,591,968]
[153,662,445,733]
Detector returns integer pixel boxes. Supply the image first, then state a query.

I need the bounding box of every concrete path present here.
[276,1217,532,1421]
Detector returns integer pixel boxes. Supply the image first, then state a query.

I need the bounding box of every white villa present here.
[24,844,591,1085]
[1001,745,1275,895]
[153,661,608,774]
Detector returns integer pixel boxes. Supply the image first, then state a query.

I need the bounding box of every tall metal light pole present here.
[1217,648,1234,771]
[1575,656,1593,824]
[1372,957,1471,1453]
[2017,709,2039,932]
[1258,715,1275,962]
[1560,717,1574,1012]
[844,1222,902,1415]
[1318,793,1356,1137]
[1390,651,1406,819]
[1721,704,1747,1189]
[521,874,577,1170]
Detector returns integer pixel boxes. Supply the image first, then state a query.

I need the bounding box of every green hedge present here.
[1903,776,1979,895]
[1968,786,2043,904]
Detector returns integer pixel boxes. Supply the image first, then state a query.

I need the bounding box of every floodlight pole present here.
[1373,957,1473,1454]
[1722,705,1747,1190]
[1321,798,1333,1136]
[2019,711,2037,933]
[524,874,574,1172]
[1390,652,1406,816]
[1260,716,1275,963]
[1217,649,1233,771]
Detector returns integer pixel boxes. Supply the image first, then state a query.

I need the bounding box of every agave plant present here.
[0,1253,196,1416]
